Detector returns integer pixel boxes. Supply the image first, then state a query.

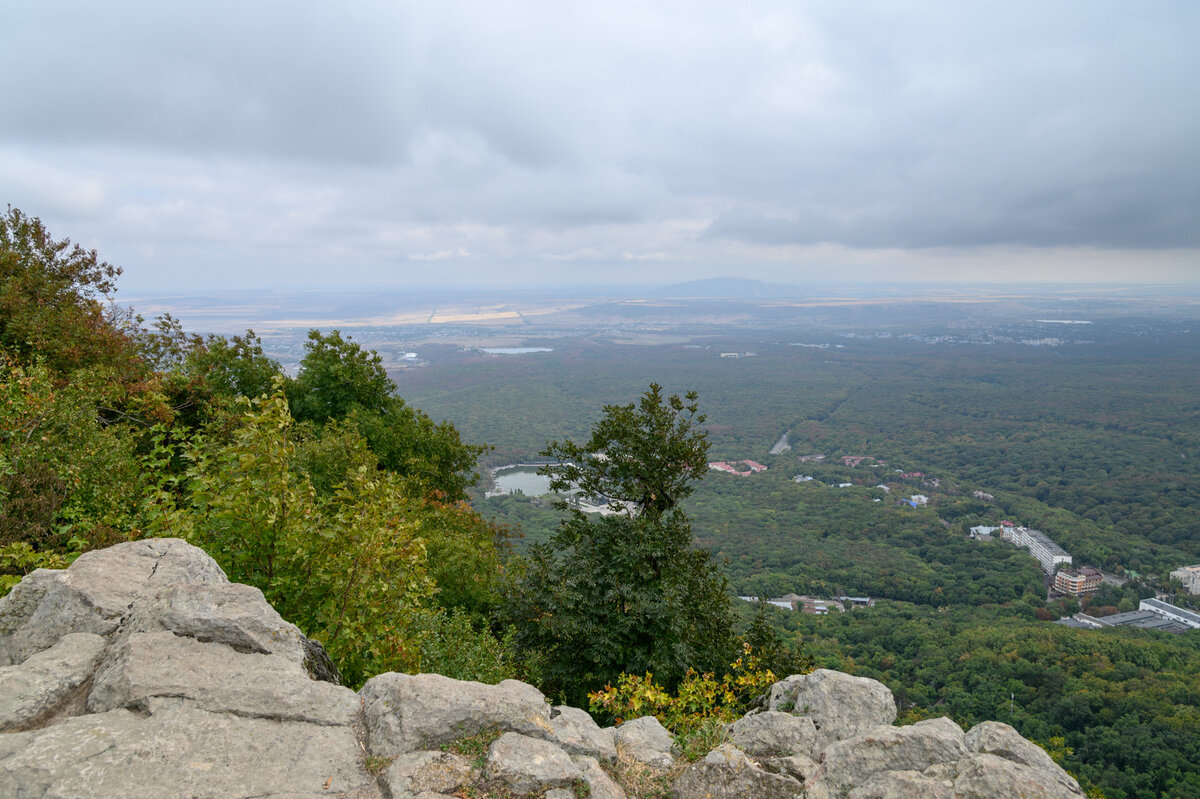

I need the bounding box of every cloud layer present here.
[3,1,1197,290]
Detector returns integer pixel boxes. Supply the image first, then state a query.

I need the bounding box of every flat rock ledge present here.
[0,539,1085,798]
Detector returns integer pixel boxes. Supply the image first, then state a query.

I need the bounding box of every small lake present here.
[479,347,554,355]
[492,466,553,495]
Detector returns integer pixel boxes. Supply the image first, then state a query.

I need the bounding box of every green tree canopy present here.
[540,382,709,519]
[509,384,733,704]
[287,329,483,500]
[0,206,136,377]
[287,330,394,424]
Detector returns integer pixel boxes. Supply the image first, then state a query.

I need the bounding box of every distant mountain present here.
[652,277,799,299]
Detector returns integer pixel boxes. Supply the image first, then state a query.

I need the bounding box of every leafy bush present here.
[177,386,436,686]
[588,644,779,739]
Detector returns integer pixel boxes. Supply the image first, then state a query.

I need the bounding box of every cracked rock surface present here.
[0,539,380,799]
[0,539,1088,799]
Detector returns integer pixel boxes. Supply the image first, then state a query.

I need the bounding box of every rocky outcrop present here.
[0,632,106,731]
[0,539,1087,798]
[767,669,898,749]
[728,709,819,757]
[612,714,677,769]
[360,671,556,753]
[0,539,379,799]
[671,743,806,799]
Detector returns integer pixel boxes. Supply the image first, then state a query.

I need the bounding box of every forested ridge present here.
[401,302,1200,798]
[4,208,1200,797]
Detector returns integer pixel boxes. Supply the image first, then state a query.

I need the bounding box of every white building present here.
[1000,526,1072,574]
[1141,598,1200,630]
[1170,565,1200,595]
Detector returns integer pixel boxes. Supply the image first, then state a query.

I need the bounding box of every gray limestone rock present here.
[0,539,222,665]
[87,630,360,726]
[953,752,1086,798]
[965,719,1063,773]
[613,715,677,770]
[0,700,382,799]
[847,769,956,799]
[484,731,583,795]
[0,632,106,732]
[551,705,618,763]
[0,540,1088,799]
[760,752,821,783]
[669,743,804,799]
[810,717,968,797]
[360,672,554,755]
[767,669,897,749]
[383,750,477,799]
[572,754,629,799]
[728,709,819,758]
[124,581,309,666]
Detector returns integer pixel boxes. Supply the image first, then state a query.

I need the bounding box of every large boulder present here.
[360,672,554,755]
[728,710,819,758]
[0,539,383,799]
[551,704,618,763]
[613,715,677,770]
[749,672,1082,799]
[807,717,968,797]
[952,752,1085,799]
[767,669,897,748]
[0,632,106,732]
[965,720,1064,773]
[484,731,584,795]
[670,743,804,799]
[0,538,225,665]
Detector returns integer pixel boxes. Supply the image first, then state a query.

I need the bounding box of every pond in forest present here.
[491,466,553,495]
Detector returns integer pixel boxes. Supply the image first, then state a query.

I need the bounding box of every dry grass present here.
[604,742,687,799]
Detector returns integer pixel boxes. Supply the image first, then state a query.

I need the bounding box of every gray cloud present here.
[1,1,1197,291]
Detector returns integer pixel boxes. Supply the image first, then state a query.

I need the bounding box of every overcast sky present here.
[3,1,1197,293]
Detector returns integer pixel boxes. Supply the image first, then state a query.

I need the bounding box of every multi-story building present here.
[1170,565,1200,595]
[1054,567,1103,596]
[1000,526,1072,574]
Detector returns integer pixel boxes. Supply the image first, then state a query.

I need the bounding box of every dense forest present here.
[5,207,1200,798]
[399,329,1200,579]
[396,306,1200,799]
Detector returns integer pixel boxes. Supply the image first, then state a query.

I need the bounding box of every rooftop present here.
[1096,610,1190,633]
[1142,598,1200,627]
[1022,528,1070,557]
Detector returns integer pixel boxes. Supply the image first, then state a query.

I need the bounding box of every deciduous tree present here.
[0,206,135,376]
[539,383,709,519]
[509,384,733,704]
